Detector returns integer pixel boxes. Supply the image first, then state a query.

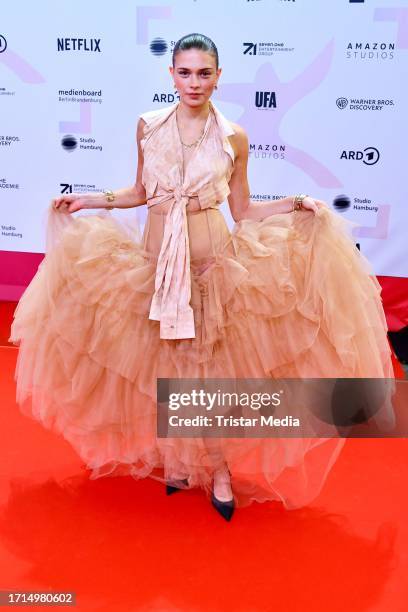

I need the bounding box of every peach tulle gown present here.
[9,100,394,509]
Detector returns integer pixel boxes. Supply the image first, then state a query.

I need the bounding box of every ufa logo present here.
[340,147,380,165]
[0,35,7,53]
[255,91,277,109]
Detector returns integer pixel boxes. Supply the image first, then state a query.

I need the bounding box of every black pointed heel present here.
[211,490,235,521]
[165,477,189,495]
[211,467,235,521]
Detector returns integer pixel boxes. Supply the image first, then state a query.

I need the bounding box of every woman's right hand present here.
[52,192,102,214]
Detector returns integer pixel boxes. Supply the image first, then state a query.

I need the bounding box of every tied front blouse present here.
[140,100,235,340]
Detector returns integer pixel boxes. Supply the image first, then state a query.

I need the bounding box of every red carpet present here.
[1,329,407,610]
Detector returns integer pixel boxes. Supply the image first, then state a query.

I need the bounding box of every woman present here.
[10,33,394,522]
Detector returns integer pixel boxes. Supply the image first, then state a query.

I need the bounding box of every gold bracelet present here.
[292,194,309,212]
[103,189,115,210]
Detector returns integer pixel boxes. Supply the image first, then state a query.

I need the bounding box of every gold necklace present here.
[181,133,204,148]
[176,109,209,148]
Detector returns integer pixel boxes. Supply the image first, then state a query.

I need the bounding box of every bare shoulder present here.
[229,121,248,141]
[137,117,147,130]
[228,121,249,158]
[136,117,147,142]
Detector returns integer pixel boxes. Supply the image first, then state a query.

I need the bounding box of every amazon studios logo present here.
[346,42,395,60]
[0,34,7,53]
[340,147,380,165]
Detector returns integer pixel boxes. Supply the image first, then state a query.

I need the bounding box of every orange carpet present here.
[1,332,407,610]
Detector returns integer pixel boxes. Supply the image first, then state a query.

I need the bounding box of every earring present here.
[214,84,218,90]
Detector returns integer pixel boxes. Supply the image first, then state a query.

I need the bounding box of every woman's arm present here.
[227,123,322,222]
[53,118,148,214]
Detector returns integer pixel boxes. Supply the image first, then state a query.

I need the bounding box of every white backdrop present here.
[0,0,407,276]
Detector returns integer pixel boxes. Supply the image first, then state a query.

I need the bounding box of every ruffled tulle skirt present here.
[9,203,394,508]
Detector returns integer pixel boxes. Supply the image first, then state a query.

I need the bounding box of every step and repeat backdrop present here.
[0,0,407,276]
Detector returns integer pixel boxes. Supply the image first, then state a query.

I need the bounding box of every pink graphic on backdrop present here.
[0,48,45,83]
[352,205,391,239]
[136,6,172,44]
[374,8,408,48]
[59,101,92,133]
[216,40,342,188]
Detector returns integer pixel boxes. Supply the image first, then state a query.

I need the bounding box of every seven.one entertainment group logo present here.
[243,41,294,56]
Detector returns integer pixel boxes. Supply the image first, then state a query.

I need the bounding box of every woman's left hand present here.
[301,197,329,214]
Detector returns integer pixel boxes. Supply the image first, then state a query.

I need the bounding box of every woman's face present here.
[170,49,221,107]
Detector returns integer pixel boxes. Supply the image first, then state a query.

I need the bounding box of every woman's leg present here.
[206,443,233,501]
[213,465,233,502]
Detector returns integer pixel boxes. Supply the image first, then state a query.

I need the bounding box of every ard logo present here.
[0,35,7,53]
[340,147,380,165]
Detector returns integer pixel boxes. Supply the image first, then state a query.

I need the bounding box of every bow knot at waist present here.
[173,185,190,201]
[146,184,196,208]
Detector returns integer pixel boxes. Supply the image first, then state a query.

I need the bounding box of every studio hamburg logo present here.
[0,35,7,53]
[333,195,351,211]
[150,38,168,56]
[61,135,78,152]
